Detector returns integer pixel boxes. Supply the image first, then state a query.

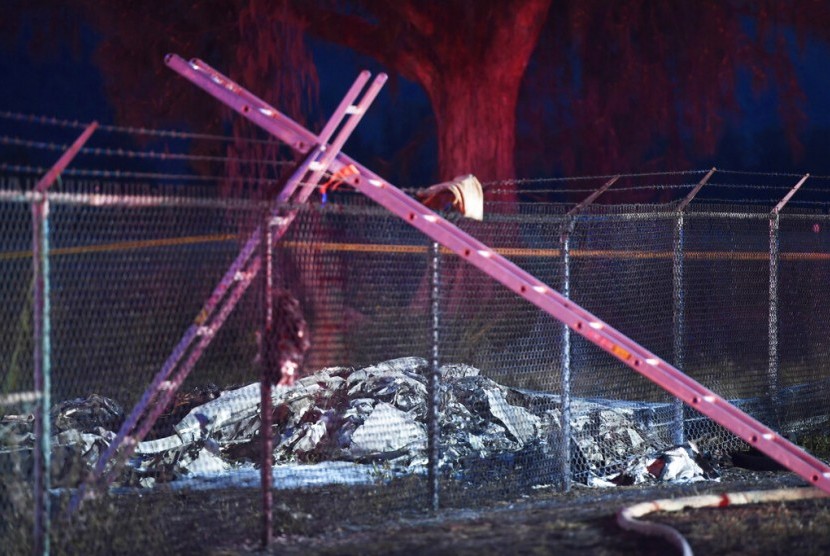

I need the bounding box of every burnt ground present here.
[228,468,830,556]
[4,467,830,555]
[225,468,830,556]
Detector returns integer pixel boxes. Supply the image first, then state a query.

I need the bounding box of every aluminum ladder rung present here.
[71,66,384,511]
[165,54,830,494]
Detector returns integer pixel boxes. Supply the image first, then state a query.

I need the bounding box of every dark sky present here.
[0,18,113,123]
[0,17,439,188]
[724,37,830,173]
[4,10,830,188]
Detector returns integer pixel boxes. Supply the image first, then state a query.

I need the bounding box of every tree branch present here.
[394,2,435,37]
[488,0,551,70]
[283,1,437,92]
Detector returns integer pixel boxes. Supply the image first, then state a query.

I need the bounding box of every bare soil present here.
[221,469,830,556]
[5,467,830,555]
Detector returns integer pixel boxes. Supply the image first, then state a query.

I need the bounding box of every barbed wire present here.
[6,110,830,192]
[702,182,794,191]
[0,134,294,167]
[780,197,830,207]
[5,109,830,182]
[715,168,806,178]
[0,162,291,185]
[692,196,785,206]
[4,163,828,212]
[6,110,830,182]
[481,169,710,188]
[0,110,275,144]
[5,160,822,207]
[715,168,830,180]
[486,183,696,195]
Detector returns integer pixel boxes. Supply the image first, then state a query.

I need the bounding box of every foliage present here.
[9,1,830,190]
[519,0,830,179]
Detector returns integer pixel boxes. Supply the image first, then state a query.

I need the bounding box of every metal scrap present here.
[1,358,722,489]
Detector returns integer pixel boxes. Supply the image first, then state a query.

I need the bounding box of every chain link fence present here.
[2,117,830,552]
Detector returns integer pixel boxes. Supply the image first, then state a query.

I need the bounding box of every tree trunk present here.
[430,69,520,204]
[404,3,548,323]
[274,0,551,362]
[414,1,551,204]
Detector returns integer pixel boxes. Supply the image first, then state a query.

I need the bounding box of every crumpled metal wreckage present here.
[0,357,721,489]
[586,441,720,487]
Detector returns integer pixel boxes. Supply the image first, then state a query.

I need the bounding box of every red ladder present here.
[71,67,386,510]
[165,53,830,494]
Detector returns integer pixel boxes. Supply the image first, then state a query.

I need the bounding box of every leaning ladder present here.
[71,67,386,509]
[164,54,830,495]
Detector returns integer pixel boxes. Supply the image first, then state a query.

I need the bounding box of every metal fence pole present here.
[671,213,686,445]
[768,211,780,427]
[672,167,715,445]
[30,121,97,555]
[260,210,275,548]
[769,174,809,428]
[427,241,441,511]
[32,194,51,556]
[559,224,572,492]
[558,175,619,491]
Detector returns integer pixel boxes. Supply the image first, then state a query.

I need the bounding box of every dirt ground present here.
[5,466,830,555]
[211,469,830,556]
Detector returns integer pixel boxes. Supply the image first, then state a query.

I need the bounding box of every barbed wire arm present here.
[31,121,98,554]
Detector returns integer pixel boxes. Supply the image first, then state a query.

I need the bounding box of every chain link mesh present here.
[3,144,830,551]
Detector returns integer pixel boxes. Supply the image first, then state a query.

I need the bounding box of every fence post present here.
[427,241,441,511]
[559,176,619,491]
[672,167,716,444]
[768,211,780,428]
[769,174,809,428]
[671,213,685,445]
[31,194,51,556]
[559,222,572,492]
[260,209,275,548]
[31,121,97,555]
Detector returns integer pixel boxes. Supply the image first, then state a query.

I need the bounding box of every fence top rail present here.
[4,185,829,223]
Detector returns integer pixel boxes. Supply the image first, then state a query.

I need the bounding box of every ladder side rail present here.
[167,55,316,154]
[282,145,830,489]
[86,151,311,487]
[165,55,378,208]
[167,55,830,491]
[276,70,372,204]
[81,70,384,500]
[88,64,372,482]
[294,73,388,202]
[98,111,387,486]
[126,74,388,444]
[142,67,382,419]
[344,170,830,491]
[98,255,262,488]
[189,57,376,175]
[81,147,323,499]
